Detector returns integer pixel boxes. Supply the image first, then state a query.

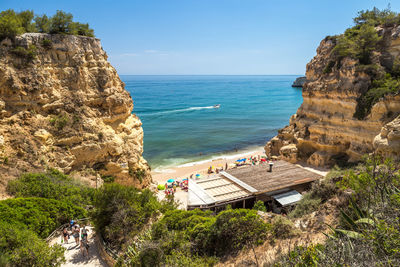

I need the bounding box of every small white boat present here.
[213,104,221,108]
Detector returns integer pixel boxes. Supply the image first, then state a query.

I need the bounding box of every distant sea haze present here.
[122,75,303,171]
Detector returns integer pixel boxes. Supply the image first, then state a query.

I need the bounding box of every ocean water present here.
[121,75,303,170]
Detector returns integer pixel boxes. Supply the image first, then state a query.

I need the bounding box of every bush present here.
[289,194,321,218]
[354,74,400,119]
[277,156,400,266]
[0,222,65,267]
[49,113,69,130]
[7,169,95,207]
[0,10,25,40]
[91,183,161,249]
[271,215,298,239]
[206,209,268,256]
[0,9,95,40]
[34,14,50,33]
[252,200,267,212]
[151,208,269,257]
[323,60,335,74]
[11,45,37,61]
[41,38,52,49]
[164,251,218,267]
[49,10,73,34]
[333,23,381,65]
[289,179,337,218]
[129,167,146,182]
[0,197,86,238]
[354,7,400,27]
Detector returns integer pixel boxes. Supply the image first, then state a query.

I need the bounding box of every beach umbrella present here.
[195,174,200,178]
[167,179,175,183]
[182,178,188,181]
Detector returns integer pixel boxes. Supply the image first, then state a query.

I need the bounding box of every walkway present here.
[49,226,107,267]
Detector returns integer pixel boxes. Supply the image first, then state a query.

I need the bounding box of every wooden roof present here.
[225,161,322,194]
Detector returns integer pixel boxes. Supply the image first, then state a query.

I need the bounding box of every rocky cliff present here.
[0,33,151,192]
[291,76,306,87]
[265,25,400,166]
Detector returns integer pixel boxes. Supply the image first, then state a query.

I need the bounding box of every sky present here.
[1,0,400,75]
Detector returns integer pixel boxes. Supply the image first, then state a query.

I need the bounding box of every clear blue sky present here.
[2,0,399,75]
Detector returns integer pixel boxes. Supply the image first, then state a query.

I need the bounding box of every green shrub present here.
[278,156,400,266]
[252,200,267,212]
[0,197,86,238]
[164,251,218,267]
[11,45,37,61]
[205,209,268,256]
[49,10,73,34]
[100,175,115,183]
[0,9,95,40]
[91,183,161,249]
[49,113,69,130]
[333,23,381,65]
[270,215,298,238]
[323,60,335,74]
[0,10,25,40]
[354,7,399,26]
[41,38,52,49]
[7,169,95,206]
[129,167,146,182]
[289,194,321,218]
[152,208,268,257]
[0,222,65,267]
[354,74,400,119]
[34,14,50,33]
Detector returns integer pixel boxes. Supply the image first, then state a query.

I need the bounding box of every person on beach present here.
[63,227,69,244]
[80,238,89,258]
[81,226,89,241]
[73,224,80,245]
[225,163,228,170]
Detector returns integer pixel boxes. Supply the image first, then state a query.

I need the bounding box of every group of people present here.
[62,220,90,258]
[164,179,188,196]
[235,155,270,166]
[207,163,228,174]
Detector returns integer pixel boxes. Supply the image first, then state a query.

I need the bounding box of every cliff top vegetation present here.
[0,9,94,41]
[321,7,400,119]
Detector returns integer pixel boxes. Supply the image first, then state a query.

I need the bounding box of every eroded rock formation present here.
[291,76,306,87]
[0,33,151,190]
[266,26,400,166]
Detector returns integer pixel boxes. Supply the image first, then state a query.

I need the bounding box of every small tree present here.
[0,10,25,40]
[253,200,267,212]
[35,14,50,33]
[17,10,35,32]
[49,10,73,34]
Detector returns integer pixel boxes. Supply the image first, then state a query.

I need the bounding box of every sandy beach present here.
[151,147,266,185]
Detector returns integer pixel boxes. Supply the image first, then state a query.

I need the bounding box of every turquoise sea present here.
[122,75,303,171]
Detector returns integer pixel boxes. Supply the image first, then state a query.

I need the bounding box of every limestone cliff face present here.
[265,25,400,166]
[0,33,151,190]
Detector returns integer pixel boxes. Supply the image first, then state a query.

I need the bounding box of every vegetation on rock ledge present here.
[323,7,400,119]
[0,9,94,41]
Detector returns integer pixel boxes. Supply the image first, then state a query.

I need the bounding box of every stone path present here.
[50,227,107,267]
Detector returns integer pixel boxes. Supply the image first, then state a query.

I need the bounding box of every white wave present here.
[142,106,215,116]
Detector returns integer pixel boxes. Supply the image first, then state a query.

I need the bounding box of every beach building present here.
[187,161,322,212]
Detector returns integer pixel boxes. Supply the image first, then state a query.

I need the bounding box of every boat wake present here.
[140,106,218,116]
